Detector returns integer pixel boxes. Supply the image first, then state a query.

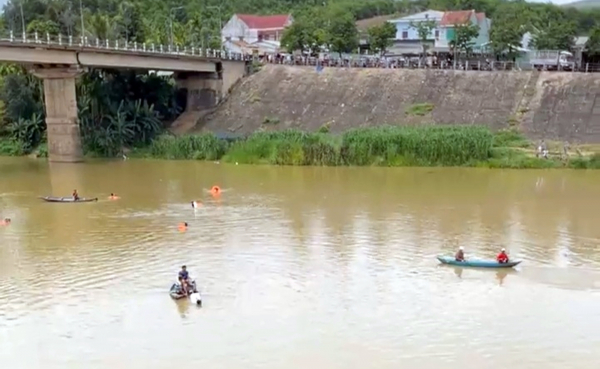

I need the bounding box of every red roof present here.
[236,14,291,30]
[440,10,474,26]
[475,12,486,22]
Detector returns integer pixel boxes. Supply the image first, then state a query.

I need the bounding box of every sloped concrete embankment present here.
[201,64,600,143]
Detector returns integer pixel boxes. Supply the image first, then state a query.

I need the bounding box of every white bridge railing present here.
[0,31,249,61]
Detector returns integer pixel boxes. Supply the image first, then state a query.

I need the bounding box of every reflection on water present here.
[1,157,600,369]
[441,265,517,286]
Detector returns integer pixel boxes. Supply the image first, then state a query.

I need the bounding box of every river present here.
[0,157,599,369]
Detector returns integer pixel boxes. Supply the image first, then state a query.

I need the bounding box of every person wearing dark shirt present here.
[72,189,79,201]
[178,266,190,295]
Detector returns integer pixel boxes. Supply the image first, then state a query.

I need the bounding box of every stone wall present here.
[201,64,600,143]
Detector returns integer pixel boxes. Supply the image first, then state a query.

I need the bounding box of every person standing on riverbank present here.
[537,140,548,159]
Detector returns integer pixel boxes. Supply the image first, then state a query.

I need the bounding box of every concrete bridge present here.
[0,34,250,162]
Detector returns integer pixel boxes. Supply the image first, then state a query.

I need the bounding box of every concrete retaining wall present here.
[201,64,600,143]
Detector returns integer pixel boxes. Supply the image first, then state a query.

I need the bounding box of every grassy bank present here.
[133,126,600,169]
[5,125,600,169]
[0,137,47,157]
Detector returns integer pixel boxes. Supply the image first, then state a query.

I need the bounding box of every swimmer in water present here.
[191,201,201,209]
[178,222,188,231]
[108,193,120,200]
[0,218,11,226]
[210,186,221,196]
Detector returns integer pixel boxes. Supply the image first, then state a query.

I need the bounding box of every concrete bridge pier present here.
[31,66,86,163]
[170,72,223,134]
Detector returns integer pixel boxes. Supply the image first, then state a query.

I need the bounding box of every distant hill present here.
[561,0,600,9]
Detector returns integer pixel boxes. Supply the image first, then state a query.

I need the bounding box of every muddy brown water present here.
[1,157,599,369]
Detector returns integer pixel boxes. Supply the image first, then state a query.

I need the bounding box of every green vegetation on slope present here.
[127,126,600,169]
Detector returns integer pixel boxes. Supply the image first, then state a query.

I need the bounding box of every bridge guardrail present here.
[0,31,249,62]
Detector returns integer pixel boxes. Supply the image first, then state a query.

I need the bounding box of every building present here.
[222,39,282,55]
[437,10,490,53]
[355,14,399,54]
[386,9,490,55]
[221,14,293,45]
[387,10,444,55]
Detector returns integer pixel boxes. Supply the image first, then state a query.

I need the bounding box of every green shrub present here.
[0,137,25,156]
[146,134,227,160]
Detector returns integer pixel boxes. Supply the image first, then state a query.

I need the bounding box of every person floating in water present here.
[455,246,465,262]
[178,265,190,295]
[72,189,79,201]
[178,222,188,232]
[210,186,221,197]
[108,193,120,200]
[496,248,509,264]
[0,218,11,226]
[191,201,201,209]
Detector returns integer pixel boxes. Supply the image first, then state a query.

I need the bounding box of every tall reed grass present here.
[144,134,227,160]
[340,125,493,166]
[121,126,600,170]
[223,130,341,165]
[223,126,493,166]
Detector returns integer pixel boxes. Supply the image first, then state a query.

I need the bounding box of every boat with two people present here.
[437,247,522,268]
[169,265,202,306]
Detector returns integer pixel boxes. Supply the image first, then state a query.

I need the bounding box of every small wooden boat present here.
[169,280,201,305]
[40,196,98,203]
[437,256,522,268]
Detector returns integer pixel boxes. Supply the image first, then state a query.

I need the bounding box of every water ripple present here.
[2,162,600,369]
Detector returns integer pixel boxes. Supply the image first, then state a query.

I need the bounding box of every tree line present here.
[280,0,600,58]
[2,0,600,54]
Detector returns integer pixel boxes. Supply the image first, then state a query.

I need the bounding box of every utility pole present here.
[19,0,26,39]
[79,0,85,42]
[169,6,185,49]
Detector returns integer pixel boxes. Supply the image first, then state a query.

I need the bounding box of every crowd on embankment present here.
[256,54,600,73]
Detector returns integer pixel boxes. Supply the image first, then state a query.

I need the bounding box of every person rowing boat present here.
[455,246,465,261]
[496,248,509,263]
[178,265,191,295]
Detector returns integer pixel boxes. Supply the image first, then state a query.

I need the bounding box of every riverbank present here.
[133,126,600,169]
[201,65,600,144]
[3,126,600,169]
[0,137,47,157]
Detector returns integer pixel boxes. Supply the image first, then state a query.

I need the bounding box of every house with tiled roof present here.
[437,10,490,52]
[221,14,293,45]
[386,9,490,55]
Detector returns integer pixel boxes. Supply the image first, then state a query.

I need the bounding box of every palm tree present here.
[86,13,117,40]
